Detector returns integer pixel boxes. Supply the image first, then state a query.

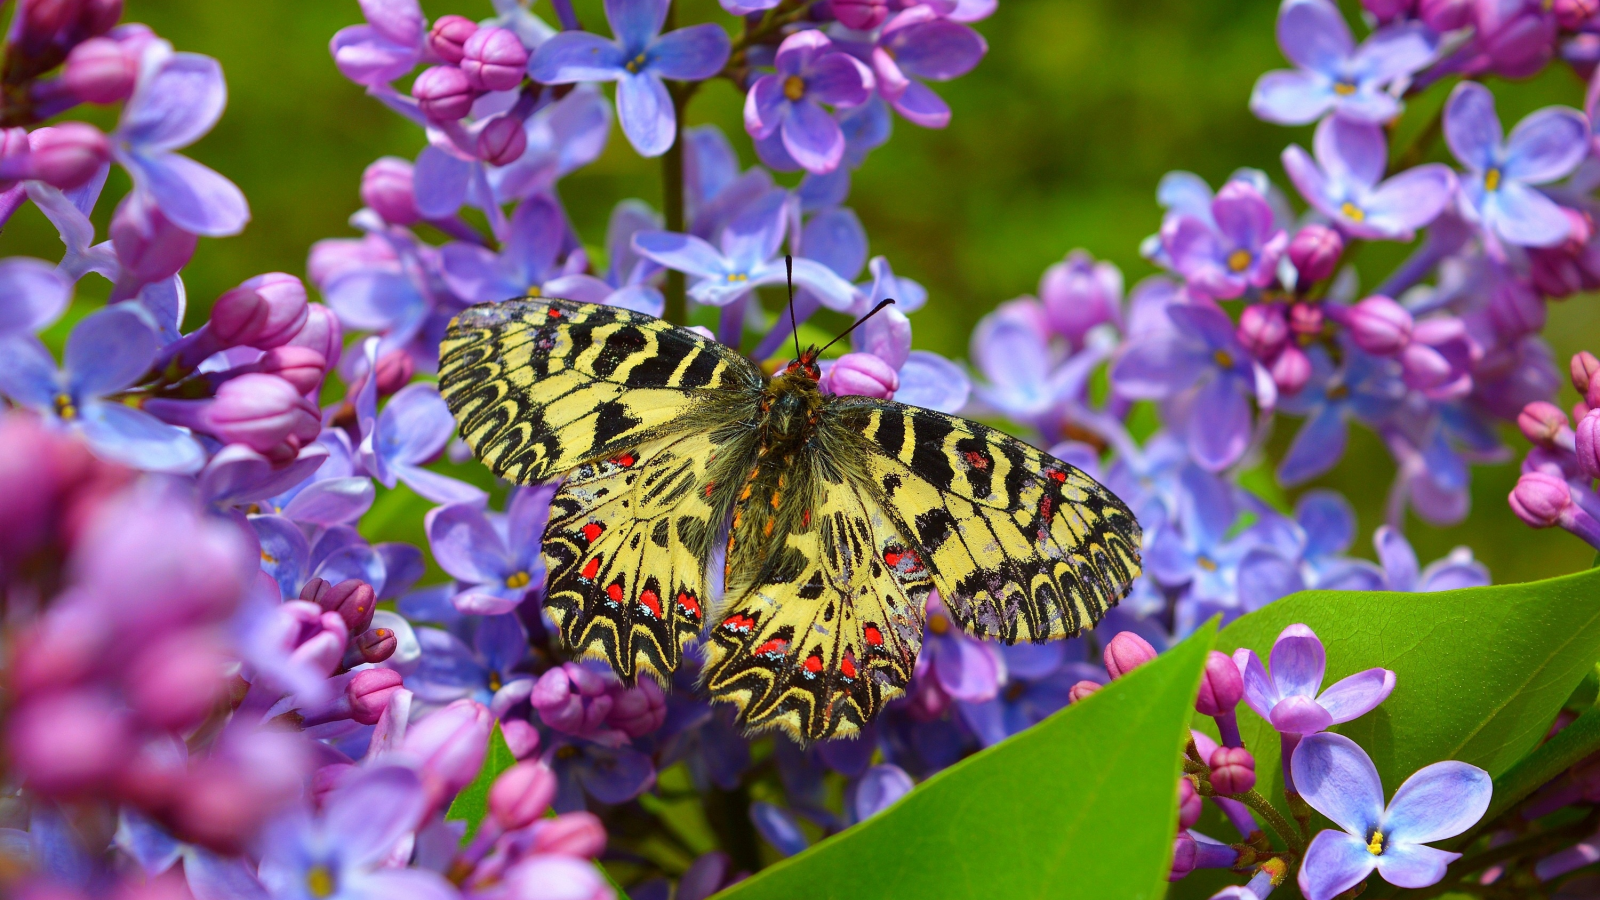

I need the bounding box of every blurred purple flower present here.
[0,257,71,337]
[971,299,1110,438]
[750,801,809,856]
[330,0,428,87]
[853,764,914,821]
[529,0,730,157]
[745,32,874,174]
[851,6,986,129]
[1277,344,1407,486]
[439,195,616,308]
[1283,117,1457,241]
[1160,181,1288,300]
[545,735,657,812]
[426,486,553,615]
[1039,249,1122,350]
[1371,525,1489,591]
[1444,81,1589,248]
[1234,624,1395,736]
[1251,0,1435,125]
[958,641,1101,746]
[360,383,487,505]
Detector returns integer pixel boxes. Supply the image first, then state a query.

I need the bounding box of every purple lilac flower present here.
[919,594,1003,705]
[958,641,1101,746]
[1111,303,1276,471]
[1289,491,1384,591]
[426,486,553,615]
[1159,181,1288,300]
[26,174,121,286]
[826,275,970,413]
[251,517,387,601]
[853,763,914,820]
[1234,624,1395,737]
[1371,525,1489,591]
[111,45,249,237]
[1293,732,1490,900]
[1443,81,1589,248]
[971,299,1112,440]
[1039,250,1122,350]
[409,613,535,718]
[745,31,874,174]
[1277,344,1407,486]
[330,0,427,87]
[1250,0,1435,125]
[851,6,987,129]
[360,383,487,506]
[1282,116,1457,241]
[256,430,377,528]
[545,735,657,812]
[438,195,620,309]
[528,0,730,157]
[683,123,774,239]
[200,442,332,515]
[0,257,71,338]
[0,305,204,473]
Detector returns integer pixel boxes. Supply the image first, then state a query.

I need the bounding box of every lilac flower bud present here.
[1236,304,1287,359]
[247,346,327,396]
[62,37,135,104]
[1510,471,1575,527]
[360,156,421,225]
[606,678,667,738]
[1576,410,1600,481]
[461,27,528,92]
[413,65,476,123]
[374,349,415,397]
[1288,225,1343,284]
[8,691,133,794]
[820,352,900,399]
[77,0,121,38]
[25,124,110,190]
[1479,7,1557,79]
[1270,344,1312,396]
[833,0,889,29]
[1419,0,1473,29]
[17,0,79,49]
[489,761,558,830]
[1528,209,1594,299]
[352,628,397,665]
[401,698,492,805]
[1039,249,1122,347]
[200,373,323,453]
[531,663,617,737]
[1571,351,1600,399]
[530,811,608,858]
[1554,0,1597,30]
[211,273,310,350]
[348,667,405,726]
[1344,295,1413,356]
[284,305,343,372]
[111,192,196,285]
[476,113,528,166]
[1194,651,1244,717]
[1177,777,1202,830]
[1208,746,1256,795]
[124,631,227,730]
[428,15,479,65]
[302,577,377,633]
[289,611,349,676]
[1103,631,1156,680]
[1519,401,1572,449]
[1169,832,1196,881]
[1288,301,1323,338]
[502,718,540,759]
[1067,680,1101,703]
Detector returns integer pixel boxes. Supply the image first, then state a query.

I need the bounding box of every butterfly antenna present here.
[786,255,801,362]
[818,298,896,357]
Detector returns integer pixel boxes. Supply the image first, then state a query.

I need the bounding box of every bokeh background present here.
[2,0,1596,584]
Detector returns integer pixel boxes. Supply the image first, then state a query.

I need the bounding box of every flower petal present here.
[1374,525,1418,590]
[377,383,455,467]
[426,503,512,583]
[396,464,489,506]
[1373,842,1459,890]
[1363,164,1456,237]
[78,402,205,473]
[1110,335,1205,399]
[606,0,668,52]
[648,23,730,81]
[125,151,250,237]
[325,766,427,866]
[67,305,159,397]
[1382,760,1491,844]
[1315,115,1387,188]
[888,19,986,81]
[1186,373,1250,471]
[781,99,846,174]
[1250,69,1333,125]
[801,206,868,280]
[1269,623,1327,699]
[1443,81,1502,173]
[1278,405,1349,486]
[889,79,951,129]
[1298,489,1356,559]
[1483,180,1574,247]
[281,477,375,527]
[119,52,226,151]
[896,351,971,414]
[1292,732,1386,836]
[616,72,676,158]
[0,258,70,335]
[1318,668,1396,724]
[528,31,626,83]
[1233,648,1280,720]
[854,764,915,820]
[504,194,567,286]
[806,52,874,108]
[933,636,1001,702]
[412,145,472,218]
[1277,0,1354,75]
[1270,694,1335,734]
[1503,106,1589,184]
[1298,829,1379,900]
[632,230,729,279]
[787,257,858,311]
[1282,144,1336,220]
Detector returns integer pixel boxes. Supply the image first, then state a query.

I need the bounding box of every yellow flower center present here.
[506,570,532,589]
[261,550,277,564]
[928,613,950,635]
[1367,830,1385,855]
[1340,202,1365,222]
[726,272,748,283]
[783,75,806,102]
[526,285,543,298]
[53,393,77,421]
[1484,167,1502,192]
[624,52,648,74]
[488,670,503,692]
[1226,249,1253,272]
[1196,555,1219,572]
[556,744,581,760]
[1212,349,1234,369]
[306,864,337,898]
[1333,80,1357,96]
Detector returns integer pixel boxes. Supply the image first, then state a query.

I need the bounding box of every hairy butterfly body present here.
[439,296,1142,740]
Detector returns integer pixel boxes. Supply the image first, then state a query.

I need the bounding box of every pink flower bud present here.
[350,628,397,665]
[302,577,377,633]
[1288,301,1323,338]
[62,37,136,104]
[360,156,421,225]
[820,352,900,399]
[1399,342,1452,393]
[348,667,405,726]
[1194,651,1244,716]
[1577,410,1600,481]
[1067,680,1101,703]
[1169,832,1196,882]
[488,760,558,830]
[1572,351,1600,398]
[476,113,528,166]
[251,346,328,396]
[1270,343,1312,396]
[1039,249,1122,347]
[606,678,666,738]
[1510,471,1572,528]
[284,305,344,372]
[1519,401,1571,449]
[8,691,133,794]
[1554,0,1597,30]
[1288,225,1342,284]
[1236,304,1287,359]
[1480,8,1557,79]
[461,27,528,92]
[1103,630,1156,680]
[402,698,492,804]
[1177,776,1201,830]
[1419,0,1472,29]
[124,631,227,730]
[1344,295,1412,355]
[25,124,110,190]
[502,718,540,759]
[374,349,415,397]
[210,273,310,350]
[833,0,889,29]
[428,15,479,65]
[1208,746,1256,794]
[76,0,121,38]
[18,0,79,48]
[530,810,608,858]
[412,65,476,123]
[202,374,322,452]
[532,663,617,737]
[110,192,196,284]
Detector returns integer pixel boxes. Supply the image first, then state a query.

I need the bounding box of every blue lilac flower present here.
[751,801,810,856]
[1282,116,1457,241]
[408,613,535,718]
[852,763,914,821]
[1443,81,1589,248]
[958,641,1102,746]
[0,305,204,473]
[252,516,387,601]
[1250,0,1435,125]
[683,123,774,239]
[1291,491,1385,591]
[438,194,625,310]
[256,430,377,528]
[1371,525,1490,591]
[971,299,1112,440]
[1277,343,1407,486]
[849,6,987,129]
[360,383,487,506]
[545,735,657,812]
[0,256,71,338]
[528,0,731,157]
[330,0,427,87]
[426,486,552,615]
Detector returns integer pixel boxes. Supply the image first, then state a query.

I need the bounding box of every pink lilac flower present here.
[1159,181,1289,300]
[1250,0,1435,125]
[1234,624,1395,737]
[1282,116,1457,241]
[330,0,428,87]
[529,0,730,157]
[425,487,552,615]
[438,195,619,309]
[745,31,874,174]
[1443,81,1589,248]
[848,6,987,129]
[1293,732,1491,900]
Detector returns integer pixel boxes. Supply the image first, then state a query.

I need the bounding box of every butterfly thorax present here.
[760,364,823,455]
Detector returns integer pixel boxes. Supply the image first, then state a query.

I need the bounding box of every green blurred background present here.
[2,0,1597,584]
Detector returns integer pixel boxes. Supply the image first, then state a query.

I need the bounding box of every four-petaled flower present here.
[1160,180,1288,300]
[1234,624,1395,735]
[745,31,875,175]
[1282,116,1457,241]
[1251,0,1435,126]
[426,486,554,615]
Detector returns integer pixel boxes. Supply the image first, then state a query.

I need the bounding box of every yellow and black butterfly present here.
[438,284,1142,741]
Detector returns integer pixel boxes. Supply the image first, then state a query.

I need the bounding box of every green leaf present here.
[445,721,517,843]
[1216,566,1600,815]
[1480,701,1600,829]
[713,621,1218,900]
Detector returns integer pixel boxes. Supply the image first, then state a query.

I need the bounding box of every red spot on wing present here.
[753,638,789,657]
[1047,469,1067,482]
[801,509,811,528]
[884,549,902,567]
[840,654,857,679]
[677,591,701,619]
[580,522,603,542]
[722,613,756,633]
[638,589,662,618]
[605,582,623,603]
[703,481,716,498]
[547,308,562,318]
[610,452,637,468]
[580,557,600,580]
[803,654,824,673]
[864,625,884,646]
[964,450,989,470]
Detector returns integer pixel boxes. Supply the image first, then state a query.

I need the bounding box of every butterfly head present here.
[780,346,822,382]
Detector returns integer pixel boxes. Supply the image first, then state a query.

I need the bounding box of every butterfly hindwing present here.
[829,398,1142,643]
[439,297,763,484]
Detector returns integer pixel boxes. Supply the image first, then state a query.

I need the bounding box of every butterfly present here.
[438,290,1142,741]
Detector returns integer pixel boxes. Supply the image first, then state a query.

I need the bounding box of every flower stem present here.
[1224,789,1306,855]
